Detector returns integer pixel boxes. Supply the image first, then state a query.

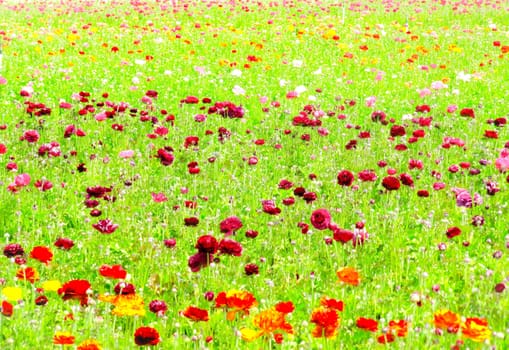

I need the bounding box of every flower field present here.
[0,0,508,348]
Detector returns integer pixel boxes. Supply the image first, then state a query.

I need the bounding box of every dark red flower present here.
[446,227,461,239]
[35,295,48,306]
[196,235,218,254]
[390,125,406,137]
[303,191,317,203]
[3,243,25,258]
[188,252,213,272]
[399,173,414,187]
[377,333,395,344]
[134,326,160,346]
[218,239,243,256]
[54,237,74,250]
[92,219,118,234]
[460,108,475,118]
[416,104,430,113]
[310,209,332,230]
[21,130,40,143]
[262,200,281,215]
[358,169,377,182]
[114,282,136,295]
[244,263,259,275]
[184,217,199,226]
[278,179,293,189]
[149,300,168,315]
[382,176,401,191]
[245,230,258,238]
[156,148,175,166]
[86,186,111,199]
[417,190,429,197]
[219,216,243,235]
[337,170,355,186]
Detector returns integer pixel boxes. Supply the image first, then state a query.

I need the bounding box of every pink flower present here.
[119,150,134,159]
[495,152,509,173]
[15,173,31,187]
[0,76,7,85]
[151,192,168,203]
[447,105,458,113]
[310,209,331,230]
[286,91,298,99]
[418,88,431,98]
[21,130,40,143]
[365,96,376,107]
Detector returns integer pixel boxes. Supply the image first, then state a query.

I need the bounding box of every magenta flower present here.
[92,219,119,234]
[310,209,331,230]
[21,130,40,143]
[151,192,168,203]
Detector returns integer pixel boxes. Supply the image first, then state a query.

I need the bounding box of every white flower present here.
[292,59,303,67]
[232,85,245,96]
[230,69,242,77]
[134,59,146,65]
[456,71,471,82]
[295,85,307,94]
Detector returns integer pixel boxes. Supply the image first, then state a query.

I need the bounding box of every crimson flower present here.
[196,235,218,254]
[92,219,118,234]
[3,243,25,258]
[219,216,243,235]
[54,237,74,250]
[134,326,160,346]
[382,176,401,191]
[310,209,331,230]
[337,170,355,186]
[446,227,461,239]
[218,238,243,256]
[188,252,214,272]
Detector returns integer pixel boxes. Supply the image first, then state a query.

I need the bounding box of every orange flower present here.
[53,331,75,345]
[16,267,40,283]
[389,319,408,337]
[215,290,257,320]
[183,306,209,322]
[461,317,491,342]
[241,307,293,342]
[434,310,460,333]
[336,267,360,286]
[98,294,145,317]
[310,307,340,338]
[77,339,102,350]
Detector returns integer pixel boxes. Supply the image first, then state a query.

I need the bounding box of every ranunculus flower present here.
[337,170,354,186]
[219,216,243,235]
[99,264,127,279]
[218,238,243,256]
[382,176,401,191]
[195,235,218,254]
[182,306,209,321]
[58,279,91,306]
[134,326,160,346]
[356,317,379,332]
[310,209,331,230]
[30,246,53,264]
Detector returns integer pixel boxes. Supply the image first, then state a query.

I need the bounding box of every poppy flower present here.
[382,176,401,191]
[336,267,360,286]
[183,306,209,321]
[337,170,355,186]
[99,264,127,279]
[261,200,281,215]
[134,326,160,346]
[433,310,460,333]
[356,317,379,332]
[358,169,377,182]
[310,209,331,230]
[53,331,75,345]
[332,228,354,243]
[461,317,491,342]
[310,307,340,338]
[30,246,53,264]
[215,290,258,320]
[58,279,91,306]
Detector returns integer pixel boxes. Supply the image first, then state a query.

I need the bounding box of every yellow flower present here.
[240,328,262,342]
[461,318,491,342]
[42,280,62,292]
[99,294,145,317]
[1,286,22,301]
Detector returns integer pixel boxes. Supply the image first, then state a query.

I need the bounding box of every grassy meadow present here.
[0,0,508,348]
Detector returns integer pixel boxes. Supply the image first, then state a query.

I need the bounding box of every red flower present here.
[188,252,213,272]
[184,217,199,226]
[382,176,401,191]
[134,326,160,346]
[99,264,127,279]
[377,333,395,344]
[484,130,498,139]
[219,216,243,234]
[16,266,40,283]
[30,246,53,264]
[390,125,406,137]
[21,130,40,143]
[1,300,13,317]
[460,108,475,118]
[310,307,340,338]
[399,173,414,187]
[218,238,243,256]
[275,301,295,314]
[54,237,74,250]
[337,170,355,186]
[310,209,331,230]
[183,306,209,321]
[332,228,354,244]
[320,297,344,312]
[356,317,379,332]
[58,279,91,306]
[446,226,461,239]
[156,147,175,166]
[195,235,218,254]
